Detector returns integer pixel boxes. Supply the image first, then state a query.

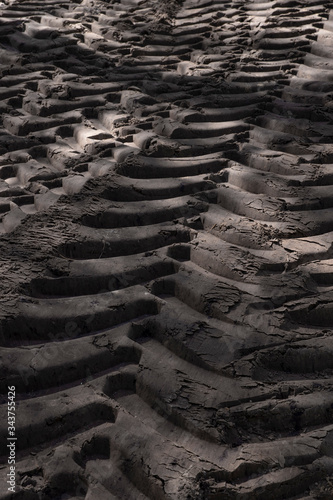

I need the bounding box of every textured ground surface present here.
[1,0,333,498]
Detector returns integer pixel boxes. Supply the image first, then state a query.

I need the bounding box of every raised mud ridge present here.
[1,0,333,498]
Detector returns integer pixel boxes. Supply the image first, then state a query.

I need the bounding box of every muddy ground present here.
[1,0,333,498]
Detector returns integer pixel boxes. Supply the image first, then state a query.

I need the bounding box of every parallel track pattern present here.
[1,0,333,498]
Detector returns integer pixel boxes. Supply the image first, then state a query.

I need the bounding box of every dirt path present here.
[1,0,333,498]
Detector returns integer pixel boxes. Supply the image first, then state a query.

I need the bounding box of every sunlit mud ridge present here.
[1,0,333,498]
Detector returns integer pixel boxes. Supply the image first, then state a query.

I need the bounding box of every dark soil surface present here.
[1,0,333,498]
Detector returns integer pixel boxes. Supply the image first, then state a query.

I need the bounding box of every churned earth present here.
[1,0,333,498]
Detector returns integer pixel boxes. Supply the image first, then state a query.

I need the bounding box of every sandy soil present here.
[1,0,333,498]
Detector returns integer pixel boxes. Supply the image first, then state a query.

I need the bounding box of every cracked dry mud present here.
[1,0,333,498]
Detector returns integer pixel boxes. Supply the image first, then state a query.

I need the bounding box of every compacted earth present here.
[1,0,333,498]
